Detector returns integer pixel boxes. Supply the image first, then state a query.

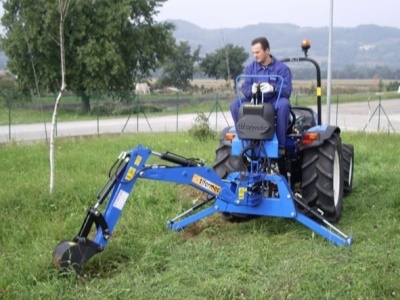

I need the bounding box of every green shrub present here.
[188,112,216,141]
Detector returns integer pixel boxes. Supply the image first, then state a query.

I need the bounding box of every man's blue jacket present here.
[241,56,292,102]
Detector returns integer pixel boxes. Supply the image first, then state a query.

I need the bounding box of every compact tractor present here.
[53,40,354,274]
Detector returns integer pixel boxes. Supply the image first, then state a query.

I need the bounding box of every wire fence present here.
[0,91,399,143]
[0,91,236,143]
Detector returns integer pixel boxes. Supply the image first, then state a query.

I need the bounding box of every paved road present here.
[1,99,399,143]
[310,98,400,132]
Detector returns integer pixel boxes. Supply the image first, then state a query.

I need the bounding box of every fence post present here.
[96,91,99,134]
[176,93,179,132]
[136,94,139,132]
[335,95,339,126]
[378,95,381,132]
[215,94,219,130]
[8,94,11,141]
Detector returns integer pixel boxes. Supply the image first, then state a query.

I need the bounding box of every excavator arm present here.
[53,145,353,274]
[52,145,234,273]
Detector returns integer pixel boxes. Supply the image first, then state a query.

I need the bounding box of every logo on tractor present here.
[192,174,221,194]
[237,123,269,132]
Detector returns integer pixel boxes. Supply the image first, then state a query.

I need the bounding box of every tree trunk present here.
[80,91,91,113]
[50,0,70,194]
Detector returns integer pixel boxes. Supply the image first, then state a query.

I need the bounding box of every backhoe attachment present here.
[53,145,352,274]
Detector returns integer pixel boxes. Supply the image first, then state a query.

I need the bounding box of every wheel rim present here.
[333,149,341,207]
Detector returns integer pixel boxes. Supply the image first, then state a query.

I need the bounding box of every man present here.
[230,37,292,155]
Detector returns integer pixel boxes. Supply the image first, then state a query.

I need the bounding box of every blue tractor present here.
[214,40,354,224]
[53,40,354,274]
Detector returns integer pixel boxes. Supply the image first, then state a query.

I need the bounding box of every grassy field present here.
[1,131,400,299]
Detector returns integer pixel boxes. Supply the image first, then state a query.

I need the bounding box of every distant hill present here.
[169,20,400,70]
[1,21,399,71]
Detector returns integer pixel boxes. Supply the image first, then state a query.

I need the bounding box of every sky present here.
[155,0,400,29]
[0,1,398,30]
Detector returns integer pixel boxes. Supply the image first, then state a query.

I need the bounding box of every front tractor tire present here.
[301,133,344,223]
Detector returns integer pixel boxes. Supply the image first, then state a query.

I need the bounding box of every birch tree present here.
[49,0,72,193]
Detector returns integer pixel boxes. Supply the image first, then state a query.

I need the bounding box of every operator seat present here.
[236,103,275,140]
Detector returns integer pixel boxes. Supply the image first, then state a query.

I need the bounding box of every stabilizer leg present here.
[217,173,353,246]
[168,204,218,231]
[295,213,353,246]
[166,172,353,246]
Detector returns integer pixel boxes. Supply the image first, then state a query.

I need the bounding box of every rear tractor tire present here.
[213,126,247,179]
[213,140,246,179]
[301,133,344,223]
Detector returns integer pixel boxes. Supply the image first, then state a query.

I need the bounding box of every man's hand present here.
[251,82,259,94]
[260,82,274,93]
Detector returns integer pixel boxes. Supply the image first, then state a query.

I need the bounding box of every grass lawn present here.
[0,131,399,299]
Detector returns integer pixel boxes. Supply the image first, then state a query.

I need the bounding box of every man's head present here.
[251,37,271,66]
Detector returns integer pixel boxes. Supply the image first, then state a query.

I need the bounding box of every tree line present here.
[1,0,399,114]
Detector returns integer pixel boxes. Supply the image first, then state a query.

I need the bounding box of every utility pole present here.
[326,0,334,124]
